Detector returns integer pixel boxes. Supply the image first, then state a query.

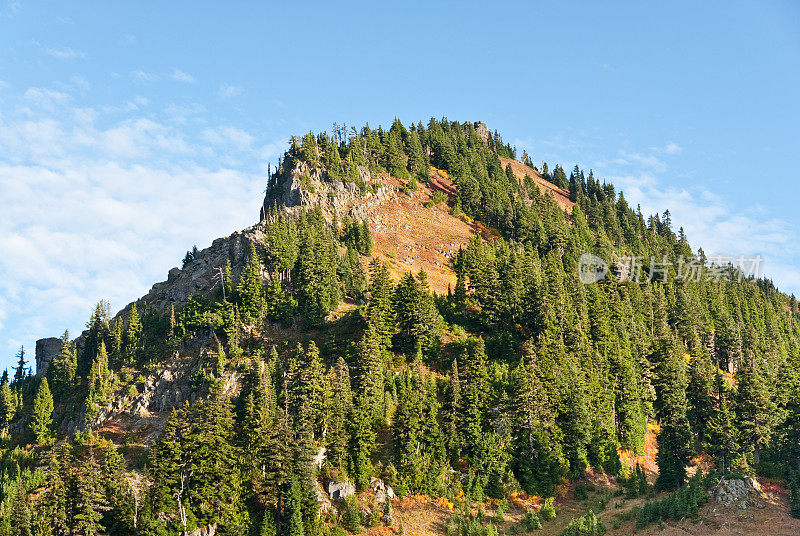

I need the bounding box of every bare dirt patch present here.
[369,173,479,294]
[499,157,573,212]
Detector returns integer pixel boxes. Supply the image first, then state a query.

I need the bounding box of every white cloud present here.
[171,69,195,83]
[1,1,20,16]
[614,150,666,172]
[201,126,254,151]
[23,87,70,110]
[0,88,284,370]
[218,84,243,98]
[54,75,90,93]
[130,69,159,83]
[45,46,85,60]
[662,141,681,155]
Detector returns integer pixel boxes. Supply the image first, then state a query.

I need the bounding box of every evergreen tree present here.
[686,349,715,445]
[49,330,77,399]
[31,377,54,443]
[736,353,778,466]
[367,259,395,348]
[705,371,739,473]
[261,508,277,536]
[124,304,142,366]
[655,351,692,491]
[393,271,442,358]
[110,317,124,368]
[0,375,14,435]
[282,476,305,536]
[73,447,108,536]
[13,345,27,384]
[237,244,267,324]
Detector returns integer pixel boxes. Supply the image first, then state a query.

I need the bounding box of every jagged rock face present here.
[471,121,490,143]
[261,159,394,224]
[124,224,269,317]
[35,223,271,357]
[35,337,62,377]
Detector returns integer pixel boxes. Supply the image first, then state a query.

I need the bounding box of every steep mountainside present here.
[3,118,800,536]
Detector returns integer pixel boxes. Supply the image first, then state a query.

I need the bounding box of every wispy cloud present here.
[218,83,243,98]
[614,150,666,172]
[54,75,90,92]
[0,79,294,348]
[0,85,282,369]
[23,87,71,110]
[662,141,682,155]
[45,46,85,60]
[171,69,195,83]
[130,69,159,83]
[0,0,20,17]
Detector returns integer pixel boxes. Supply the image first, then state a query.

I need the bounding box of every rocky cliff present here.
[260,154,395,224]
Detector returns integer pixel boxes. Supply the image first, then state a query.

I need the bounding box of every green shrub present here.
[495,497,509,522]
[635,472,708,529]
[558,510,605,536]
[540,497,556,521]
[342,495,362,533]
[519,512,542,531]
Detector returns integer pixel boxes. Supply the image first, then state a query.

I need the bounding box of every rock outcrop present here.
[326,478,356,501]
[710,476,764,510]
[35,337,62,377]
[261,158,394,224]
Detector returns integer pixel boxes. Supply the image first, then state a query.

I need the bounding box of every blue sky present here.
[1,1,799,372]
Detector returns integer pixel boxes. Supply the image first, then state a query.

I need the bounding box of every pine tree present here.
[0,376,14,435]
[354,324,385,425]
[237,244,267,324]
[655,351,692,491]
[282,476,305,536]
[686,350,715,445]
[460,338,490,463]
[348,395,375,491]
[11,484,32,536]
[367,259,395,348]
[445,357,462,463]
[124,304,142,366]
[13,345,27,384]
[81,301,110,376]
[110,317,124,368]
[406,129,428,181]
[511,341,561,495]
[31,377,54,443]
[393,271,442,358]
[73,447,108,536]
[49,330,77,399]
[326,357,353,472]
[736,352,778,466]
[261,508,277,536]
[705,371,739,473]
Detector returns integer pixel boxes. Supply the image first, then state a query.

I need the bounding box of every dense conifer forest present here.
[1,118,799,535]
